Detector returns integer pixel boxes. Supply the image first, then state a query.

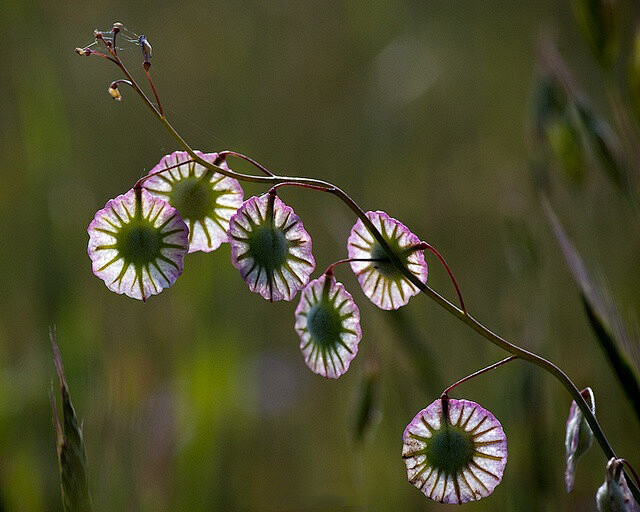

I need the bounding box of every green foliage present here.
[573,0,620,69]
[49,329,92,512]
[543,201,640,426]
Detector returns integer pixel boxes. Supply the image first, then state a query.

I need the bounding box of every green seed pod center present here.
[425,426,474,475]
[248,226,288,271]
[306,301,343,347]
[116,221,163,265]
[371,242,401,278]
[170,177,217,220]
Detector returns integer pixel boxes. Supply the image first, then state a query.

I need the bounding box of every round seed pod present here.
[402,397,508,504]
[143,151,244,253]
[228,193,315,301]
[88,188,188,301]
[348,211,427,310]
[295,274,362,378]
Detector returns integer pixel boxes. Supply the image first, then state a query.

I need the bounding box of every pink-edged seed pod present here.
[88,188,188,301]
[295,274,362,379]
[142,150,244,253]
[402,397,508,504]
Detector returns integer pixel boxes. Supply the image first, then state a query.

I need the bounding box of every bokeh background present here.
[1,0,639,510]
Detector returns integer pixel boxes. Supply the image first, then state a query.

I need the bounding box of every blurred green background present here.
[1,0,639,510]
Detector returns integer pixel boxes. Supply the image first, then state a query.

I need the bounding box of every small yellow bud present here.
[108,86,122,101]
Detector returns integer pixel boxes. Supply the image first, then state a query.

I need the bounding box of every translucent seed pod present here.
[295,274,362,379]
[565,387,596,493]
[142,151,244,253]
[347,211,427,310]
[402,397,508,504]
[88,188,189,301]
[228,193,315,301]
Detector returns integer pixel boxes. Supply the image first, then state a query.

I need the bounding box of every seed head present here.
[347,211,427,310]
[228,194,315,301]
[402,397,508,504]
[142,151,244,253]
[295,274,362,378]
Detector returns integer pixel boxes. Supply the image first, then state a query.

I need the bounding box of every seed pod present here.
[347,211,427,310]
[402,397,508,503]
[142,151,244,253]
[295,274,362,379]
[565,387,596,493]
[88,188,189,301]
[228,193,315,301]
[596,458,639,512]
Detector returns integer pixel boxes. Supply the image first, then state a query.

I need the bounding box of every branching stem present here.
[86,40,640,503]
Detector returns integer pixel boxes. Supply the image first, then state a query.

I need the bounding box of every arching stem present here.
[83,43,640,503]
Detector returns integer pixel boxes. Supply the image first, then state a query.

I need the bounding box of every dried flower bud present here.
[108,86,122,101]
[565,387,595,492]
[112,22,123,33]
[139,35,152,69]
[596,458,639,512]
[74,47,92,56]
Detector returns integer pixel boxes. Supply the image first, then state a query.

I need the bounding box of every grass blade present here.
[543,199,640,425]
[50,327,93,512]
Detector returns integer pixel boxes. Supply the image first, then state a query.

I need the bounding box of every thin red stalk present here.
[110,79,133,89]
[218,150,275,177]
[419,242,466,313]
[269,181,331,194]
[144,67,164,117]
[442,356,518,397]
[622,459,640,490]
[324,258,385,276]
[83,49,118,64]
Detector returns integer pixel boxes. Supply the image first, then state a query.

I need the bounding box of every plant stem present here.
[441,356,518,397]
[97,49,640,503]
